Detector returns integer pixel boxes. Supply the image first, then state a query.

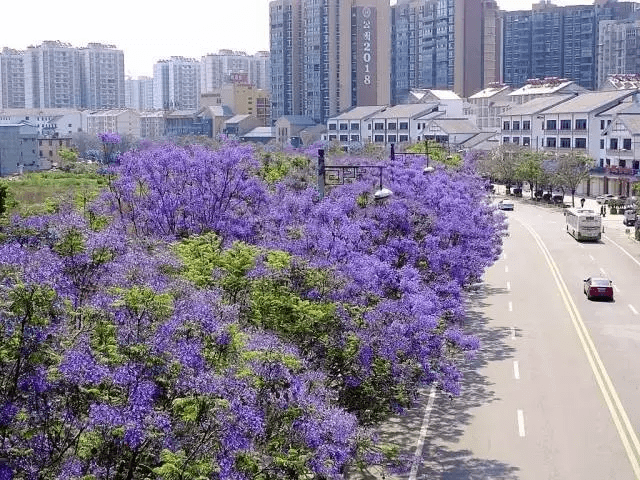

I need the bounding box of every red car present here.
[583,277,614,301]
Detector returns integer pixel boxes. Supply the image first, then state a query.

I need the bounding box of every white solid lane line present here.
[511,326,517,340]
[614,284,621,293]
[630,305,639,316]
[507,281,511,291]
[517,410,526,437]
[505,265,509,273]
[513,361,520,380]
[600,267,607,276]
[409,386,437,480]
[509,301,513,312]
[589,254,595,261]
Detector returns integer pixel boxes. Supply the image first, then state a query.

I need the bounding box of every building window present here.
[600,139,605,149]
[351,135,360,141]
[575,119,587,130]
[374,135,384,142]
[387,123,397,130]
[600,120,605,130]
[546,120,556,131]
[560,138,571,148]
[560,119,571,130]
[329,134,337,140]
[575,138,586,149]
[523,120,530,131]
[546,137,556,148]
[512,137,520,144]
[329,123,337,130]
[619,159,626,167]
[610,138,618,150]
[503,121,510,130]
[339,123,348,130]
[340,134,348,141]
[623,138,632,150]
[374,123,384,130]
[606,158,611,166]
[503,137,509,143]
[523,137,530,146]
[399,122,409,130]
[350,123,359,130]
[513,121,520,131]
[387,135,397,142]
[399,135,409,142]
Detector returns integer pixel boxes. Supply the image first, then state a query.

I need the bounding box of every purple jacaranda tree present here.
[0,140,504,478]
[98,132,121,165]
[0,210,365,479]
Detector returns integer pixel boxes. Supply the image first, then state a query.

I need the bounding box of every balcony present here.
[605,149,634,157]
[589,166,640,177]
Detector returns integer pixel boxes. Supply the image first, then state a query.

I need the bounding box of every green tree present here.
[515,151,544,198]
[485,144,522,189]
[554,151,594,207]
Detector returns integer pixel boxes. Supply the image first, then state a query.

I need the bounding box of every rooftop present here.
[503,95,573,116]
[543,90,635,114]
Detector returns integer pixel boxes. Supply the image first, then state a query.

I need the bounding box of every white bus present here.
[565,208,602,241]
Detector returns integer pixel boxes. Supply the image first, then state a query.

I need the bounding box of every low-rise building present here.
[0,123,39,175]
[466,84,513,131]
[275,115,317,147]
[593,97,640,197]
[86,109,140,137]
[37,134,72,170]
[223,114,261,138]
[0,108,85,136]
[139,111,166,138]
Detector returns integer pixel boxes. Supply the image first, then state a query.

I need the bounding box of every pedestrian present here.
[580,197,586,208]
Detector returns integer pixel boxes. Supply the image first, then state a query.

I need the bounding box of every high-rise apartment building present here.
[270,0,303,122]
[597,18,640,88]
[24,41,82,109]
[0,48,25,109]
[6,41,125,109]
[391,0,501,101]
[80,43,125,109]
[200,50,270,93]
[250,51,271,92]
[153,57,201,110]
[270,0,391,125]
[125,76,154,110]
[201,50,251,92]
[502,1,640,90]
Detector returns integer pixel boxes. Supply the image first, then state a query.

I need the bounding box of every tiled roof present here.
[469,86,511,99]
[543,90,635,114]
[503,95,573,116]
[332,106,387,120]
[428,118,480,134]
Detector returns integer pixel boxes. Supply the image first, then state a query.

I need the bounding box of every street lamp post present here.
[317,149,391,201]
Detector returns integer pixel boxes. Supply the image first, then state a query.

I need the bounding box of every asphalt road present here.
[350,195,640,480]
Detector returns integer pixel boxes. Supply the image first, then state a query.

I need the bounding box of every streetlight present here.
[390,142,433,174]
[317,149,392,201]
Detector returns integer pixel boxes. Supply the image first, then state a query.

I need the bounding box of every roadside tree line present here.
[477,144,594,207]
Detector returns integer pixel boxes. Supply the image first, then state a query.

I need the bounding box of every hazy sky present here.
[2,0,595,78]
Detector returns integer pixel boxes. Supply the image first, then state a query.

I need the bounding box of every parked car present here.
[552,194,564,204]
[596,194,615,204]
[498,199,514,211]
[583,277,614,301]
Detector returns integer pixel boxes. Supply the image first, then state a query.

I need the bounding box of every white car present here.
[498,199,514,211]
[596,194,615,204]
